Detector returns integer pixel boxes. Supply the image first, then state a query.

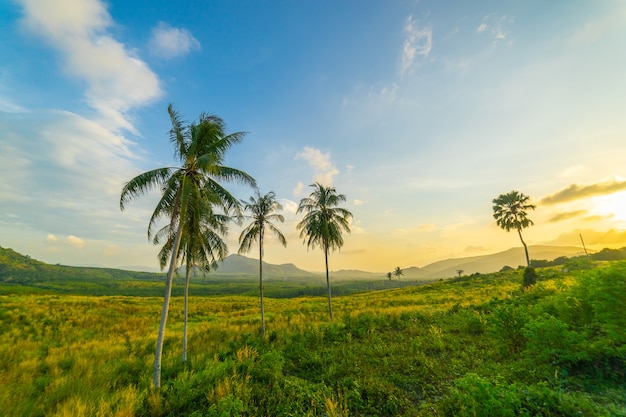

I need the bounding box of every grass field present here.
[1,255,625,416]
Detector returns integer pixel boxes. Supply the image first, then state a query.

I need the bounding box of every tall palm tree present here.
[297,183,352,321]
[492,190,536,267]
[393,266,404,279]
[120,104,255,389]
[154,198,229,364]
[238,190,287,338]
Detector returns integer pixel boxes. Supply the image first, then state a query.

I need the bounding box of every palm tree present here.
[393,266,403,279]
[238,190,287,338]
[297,183,352,321]
[154,198,229,364]
[492,190,536,267]
[386,272,392,281]
[120,104,255,389]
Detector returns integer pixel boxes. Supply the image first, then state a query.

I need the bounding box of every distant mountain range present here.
[1,244,586,282]
[182,245,586,280]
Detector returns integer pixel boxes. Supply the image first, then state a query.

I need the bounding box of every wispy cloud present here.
[541,177,626,205]
[295,146,339,186]
[149,22,201,59]
[570,3,626,44]
[548,210,589,222]
[16,0,162,133]
[545,228,626,247]
[477,15,513,43]
[401,15,432,76]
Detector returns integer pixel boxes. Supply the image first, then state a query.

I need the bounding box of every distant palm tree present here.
[120,105,255,389]
[238,190,287,338]
[492,190,536,267]
[154,198,229,363]
[386,272,392,281]
[297,183,352,321]
[393,266,404,279]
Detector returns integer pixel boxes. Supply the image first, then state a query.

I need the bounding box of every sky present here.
[1,0,626,273]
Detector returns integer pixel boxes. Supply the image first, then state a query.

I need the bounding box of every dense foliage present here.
[1,252,625,416]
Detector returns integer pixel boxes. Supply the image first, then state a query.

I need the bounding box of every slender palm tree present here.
[297,183,352,321]
[238,190,287,338]
[393,266,404,279]
[154,198,229,364]
[492,190,536,267]
[120,104,255,389]
[386,272,393,281]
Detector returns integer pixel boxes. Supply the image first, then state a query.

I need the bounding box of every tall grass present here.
[1,263,624,416]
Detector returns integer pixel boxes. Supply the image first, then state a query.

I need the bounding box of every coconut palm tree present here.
[492,190,536,267]
[238,190,287,338]
[297,183,352,321]
[120,104,255,389]
[393,266,404,279]
[386,272,393,281]
[154,198,229,364]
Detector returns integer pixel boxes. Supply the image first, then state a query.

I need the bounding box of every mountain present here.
[400,245,585,279]
[187,254,316,279]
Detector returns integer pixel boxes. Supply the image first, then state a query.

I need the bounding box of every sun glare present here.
[590,192,626,228]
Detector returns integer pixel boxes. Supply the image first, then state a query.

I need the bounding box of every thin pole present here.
[579,233,589,256]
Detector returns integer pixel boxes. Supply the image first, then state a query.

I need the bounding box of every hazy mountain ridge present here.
[1,244,586,282]
[331,245,586,280]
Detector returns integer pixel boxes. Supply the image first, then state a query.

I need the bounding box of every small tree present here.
[456,269,464,278]
[386,272,392,281]
[393,266,404,280]
[492,190,536,267]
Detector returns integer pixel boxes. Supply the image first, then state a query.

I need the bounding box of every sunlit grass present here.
[1,263,624,416]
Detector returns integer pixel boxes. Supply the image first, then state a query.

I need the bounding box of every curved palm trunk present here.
[182,263,190,364]
[154,224,183,389]
[259,231,266,338]
[517,227,530,267]
[324,244,333,321]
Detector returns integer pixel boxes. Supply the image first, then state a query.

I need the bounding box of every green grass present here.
[1,256,625,416]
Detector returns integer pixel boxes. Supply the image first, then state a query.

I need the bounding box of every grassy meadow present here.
[1,255,625,416]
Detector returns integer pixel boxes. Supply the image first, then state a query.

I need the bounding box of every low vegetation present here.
[1,247,625,416]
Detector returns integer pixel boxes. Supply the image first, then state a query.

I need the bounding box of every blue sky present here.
[2,0,626,272]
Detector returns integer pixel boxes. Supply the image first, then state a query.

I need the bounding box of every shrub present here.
[522,267,537,289]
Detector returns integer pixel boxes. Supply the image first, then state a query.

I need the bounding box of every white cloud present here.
[280,198,299,214]
[353,199,365,206]
[293,181,304,196]
[295,146,339,186]
[149,22,201,59]
[401,15,432,76]
[477,15,513,43]
[66,235,85,248]
[16,0,162,133]
[46,234,58,242]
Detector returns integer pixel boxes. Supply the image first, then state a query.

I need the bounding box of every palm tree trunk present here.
[153,224,183,389]
[324,245,333,321]
[182,262,190,364]
[259,232,265,338]
[517,227,530,267]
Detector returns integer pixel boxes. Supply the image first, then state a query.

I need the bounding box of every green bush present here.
[523,267,537,288]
